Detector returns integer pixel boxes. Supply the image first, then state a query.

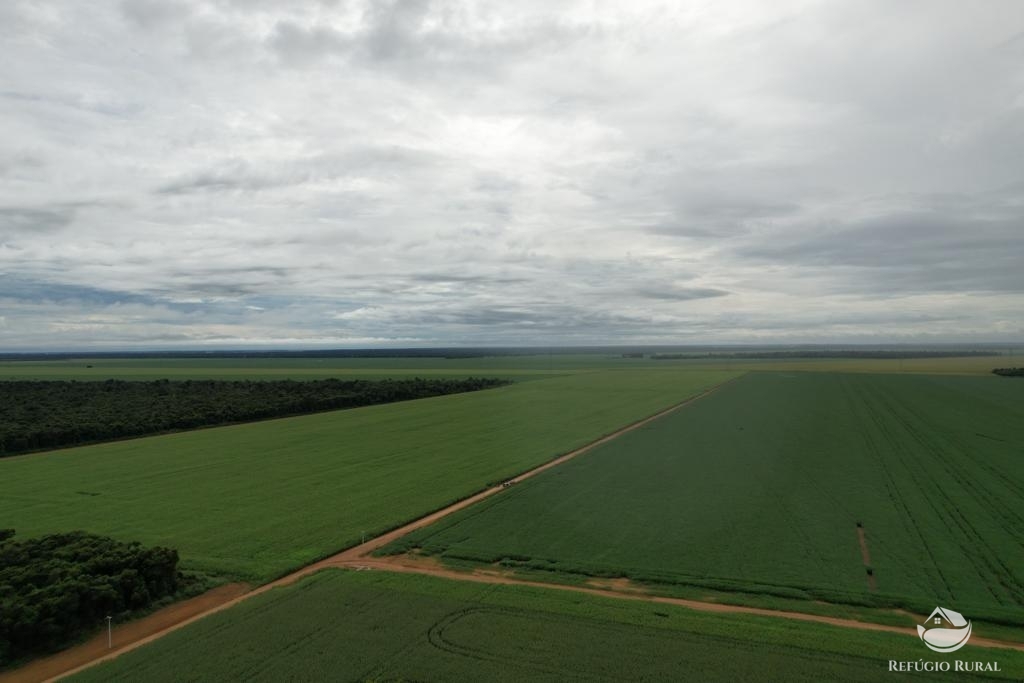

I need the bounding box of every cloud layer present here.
[1,0,1022,348]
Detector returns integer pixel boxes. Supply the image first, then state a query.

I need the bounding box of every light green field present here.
[0,369,734,582]
[388,372,1024,625]
[71,569,1024,683]
[0,352,1020,380]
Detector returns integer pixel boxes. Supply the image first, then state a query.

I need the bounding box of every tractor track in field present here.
[8,373,1023,682]
[856,525,878,592]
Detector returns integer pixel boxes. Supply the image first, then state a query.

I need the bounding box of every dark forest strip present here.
[0,377,508,457]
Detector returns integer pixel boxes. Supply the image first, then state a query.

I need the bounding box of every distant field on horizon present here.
[387,372,1024,623]
[0,351,1021,380]
[0,369,734,581]
[70,570,1024,682]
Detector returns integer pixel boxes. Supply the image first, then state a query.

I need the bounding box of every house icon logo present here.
[918,606,972,653]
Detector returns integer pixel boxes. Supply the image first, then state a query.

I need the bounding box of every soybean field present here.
[70,570,1024,683]
[387,372,1024,623]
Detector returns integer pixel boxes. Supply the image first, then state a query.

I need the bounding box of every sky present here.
[1,0,1022,349]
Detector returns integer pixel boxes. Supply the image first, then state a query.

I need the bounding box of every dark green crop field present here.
[0,369,733,582]
[70,570,1024,682]
[387,372,1024,623]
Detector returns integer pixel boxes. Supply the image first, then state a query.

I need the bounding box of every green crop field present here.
[388,372,1024,624]
[0,369,733,582]
[70,570,1024,682]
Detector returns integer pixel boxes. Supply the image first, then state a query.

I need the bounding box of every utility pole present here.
[106,615,112,649]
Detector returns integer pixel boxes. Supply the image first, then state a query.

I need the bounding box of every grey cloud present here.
[269,21,348,67]
[119,0,192,30]
[0,90,141,118]
[156,146,441,195]
[648,196,801,238]
[357,0,434,63]
[268,0,586,73]
[631,287,730,301]
[683,198,798,223]
[338,300,661,335]
[0,151,45,179]
[0,206,76,235]
[0,199,123,238]
[156,160,297,195]
[473,172,523,194]
[735,201,1024,294]
[409,273,529,285]
[0,275,155,306]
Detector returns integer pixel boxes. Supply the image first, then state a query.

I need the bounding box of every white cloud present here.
[1,0,1022,348]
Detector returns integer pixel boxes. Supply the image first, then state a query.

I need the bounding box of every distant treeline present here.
[0,347,591,360]
[0,377,508,456]
[651,350,1000,360]
[993,368,1024,377]
[0,530,179,664]
[1,346,1017,361]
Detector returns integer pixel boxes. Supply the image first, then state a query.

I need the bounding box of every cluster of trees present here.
[993,368,1024,377]
[0,530,179,663]
[0,377,508,456]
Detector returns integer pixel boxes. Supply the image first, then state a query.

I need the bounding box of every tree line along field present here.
[0,369,735,583]
[387,372,1024,625]
[68,570,1024,683]
[1,351,1022,381]
[0,377,506,456]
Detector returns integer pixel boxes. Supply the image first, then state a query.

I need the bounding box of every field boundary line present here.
[21,374,742,683]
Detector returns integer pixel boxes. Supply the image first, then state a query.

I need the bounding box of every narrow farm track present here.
[10,373,1022,682]
[9,377,739,683]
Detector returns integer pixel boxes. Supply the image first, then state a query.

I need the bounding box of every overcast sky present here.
[1,0,1022,349]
